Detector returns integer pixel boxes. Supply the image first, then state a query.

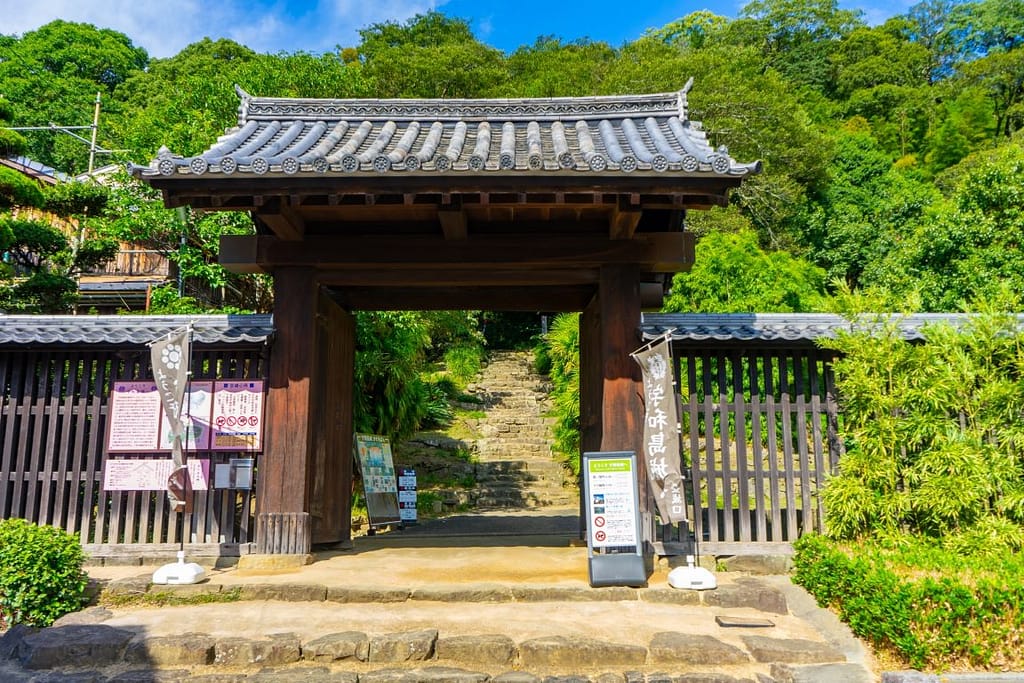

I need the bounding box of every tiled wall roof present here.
[0,315,273,345]
[641,313,1024,342]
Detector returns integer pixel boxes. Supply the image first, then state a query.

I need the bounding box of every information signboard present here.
[354,433,401,530]
[106,382,162,452]
[582,451,647,587]
[103,458,209,491]
[211,380,265,451]
[159,381,213,451]
[398,468,417,524]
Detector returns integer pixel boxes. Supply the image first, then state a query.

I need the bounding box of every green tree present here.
[664,229,827,312]
[731,0,865,92]
[357,12,507,98]
[503,37,615,97]
[881,138,1024,310]
[820,290,1024,554]
[0,174,116,313]
[0,21,148,172]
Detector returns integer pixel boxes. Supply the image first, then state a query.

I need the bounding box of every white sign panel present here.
[211,380,265,451]
[103,458,210,491]
[159,381,214,451]
[107,382,162,452]
[586,456,640,549]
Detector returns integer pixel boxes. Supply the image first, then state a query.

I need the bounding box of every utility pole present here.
[88,92,100,175]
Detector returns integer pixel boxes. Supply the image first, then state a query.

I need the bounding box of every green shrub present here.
[0,518,88,628]
[793,534,1024,670]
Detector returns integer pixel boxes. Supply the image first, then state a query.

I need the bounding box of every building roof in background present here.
[0,314,273,345]
[1,155,68,184]
[131,81,761,181]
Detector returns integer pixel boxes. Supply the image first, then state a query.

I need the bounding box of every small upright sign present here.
[582,451,648,587]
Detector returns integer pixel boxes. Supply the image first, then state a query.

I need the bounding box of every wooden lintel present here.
[255,202,306,241]
[438,207,468,240]
[219,233,694,274]
[316,267,600,288]
[610,197,642,240]
[330,285,596,312]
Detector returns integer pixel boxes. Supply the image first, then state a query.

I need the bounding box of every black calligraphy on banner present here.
[631,335,688,524]
[151,328,192,512]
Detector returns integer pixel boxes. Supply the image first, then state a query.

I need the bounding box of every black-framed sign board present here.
[582,451,647,587]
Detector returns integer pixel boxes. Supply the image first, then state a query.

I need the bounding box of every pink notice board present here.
[103,458,210,491]
[211,380,265,451]
[107,382,162,453]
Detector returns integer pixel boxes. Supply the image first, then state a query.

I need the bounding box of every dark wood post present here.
[257,267,318,554]
[597,265,643,456]
[309,291,355,546]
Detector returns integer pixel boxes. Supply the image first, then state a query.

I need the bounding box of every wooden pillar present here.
[257,267,318,554]
[578,265,646,533]
[597,265,643,455]
[309,291,355,546]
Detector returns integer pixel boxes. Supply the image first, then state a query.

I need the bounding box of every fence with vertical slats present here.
[0,315,270,560]
[642,312,852,554]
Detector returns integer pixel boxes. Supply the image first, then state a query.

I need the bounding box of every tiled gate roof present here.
[131,79,761,180]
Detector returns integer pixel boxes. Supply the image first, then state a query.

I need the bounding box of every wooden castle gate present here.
[134,84,760,554]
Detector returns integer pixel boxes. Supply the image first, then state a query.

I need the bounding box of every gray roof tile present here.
[0,314,273,345]
[641,313,1024,343]
[132,81,761,180]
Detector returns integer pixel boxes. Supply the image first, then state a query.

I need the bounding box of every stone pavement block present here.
[0,624,38,660]
[152,582,224,598]
[543,676,592,683]
[125,632,215,665]
[703,579,788,615]
[436,634,516,665]
[18,624,134,669]
[187,674,252,683]
[239,583,327,602]
[675,675,758,683]
[369,628,438,662]
[52,606,114,626]
[30,672,109,682]
[640,588,701,606]
[880,673,939,683]
[519,635,647,669]
[101,575,152,597]
[359,667,489,682]
[771,662,873,683]
[742,636,844,664]
[492,673,543,683]
[411,584,514,602]
[106,670,192,682]
[326,585,410,603]
[214,632,302,666]
[511,586,637,602]
[719,555,793,575]
[302,631,369,662]
[247,666,359,682]
[648,632,749,665]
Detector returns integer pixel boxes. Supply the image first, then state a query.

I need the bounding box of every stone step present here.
[0,575,872,682]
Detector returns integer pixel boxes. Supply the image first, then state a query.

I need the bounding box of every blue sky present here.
[1,0,915,59]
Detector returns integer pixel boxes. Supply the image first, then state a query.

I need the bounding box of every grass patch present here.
[100,586,242,608]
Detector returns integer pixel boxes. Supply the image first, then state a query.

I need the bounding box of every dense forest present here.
[1,0,1023,315]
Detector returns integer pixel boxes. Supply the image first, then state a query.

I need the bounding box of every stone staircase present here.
[463,350,577,510]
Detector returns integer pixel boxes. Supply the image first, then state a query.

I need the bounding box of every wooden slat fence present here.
[657,343,844,553]
[0,343,267,557]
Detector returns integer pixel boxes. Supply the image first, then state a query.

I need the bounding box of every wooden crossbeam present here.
[219,233,694,274]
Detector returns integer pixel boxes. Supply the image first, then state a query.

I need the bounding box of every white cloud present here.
[0,0,452,58]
